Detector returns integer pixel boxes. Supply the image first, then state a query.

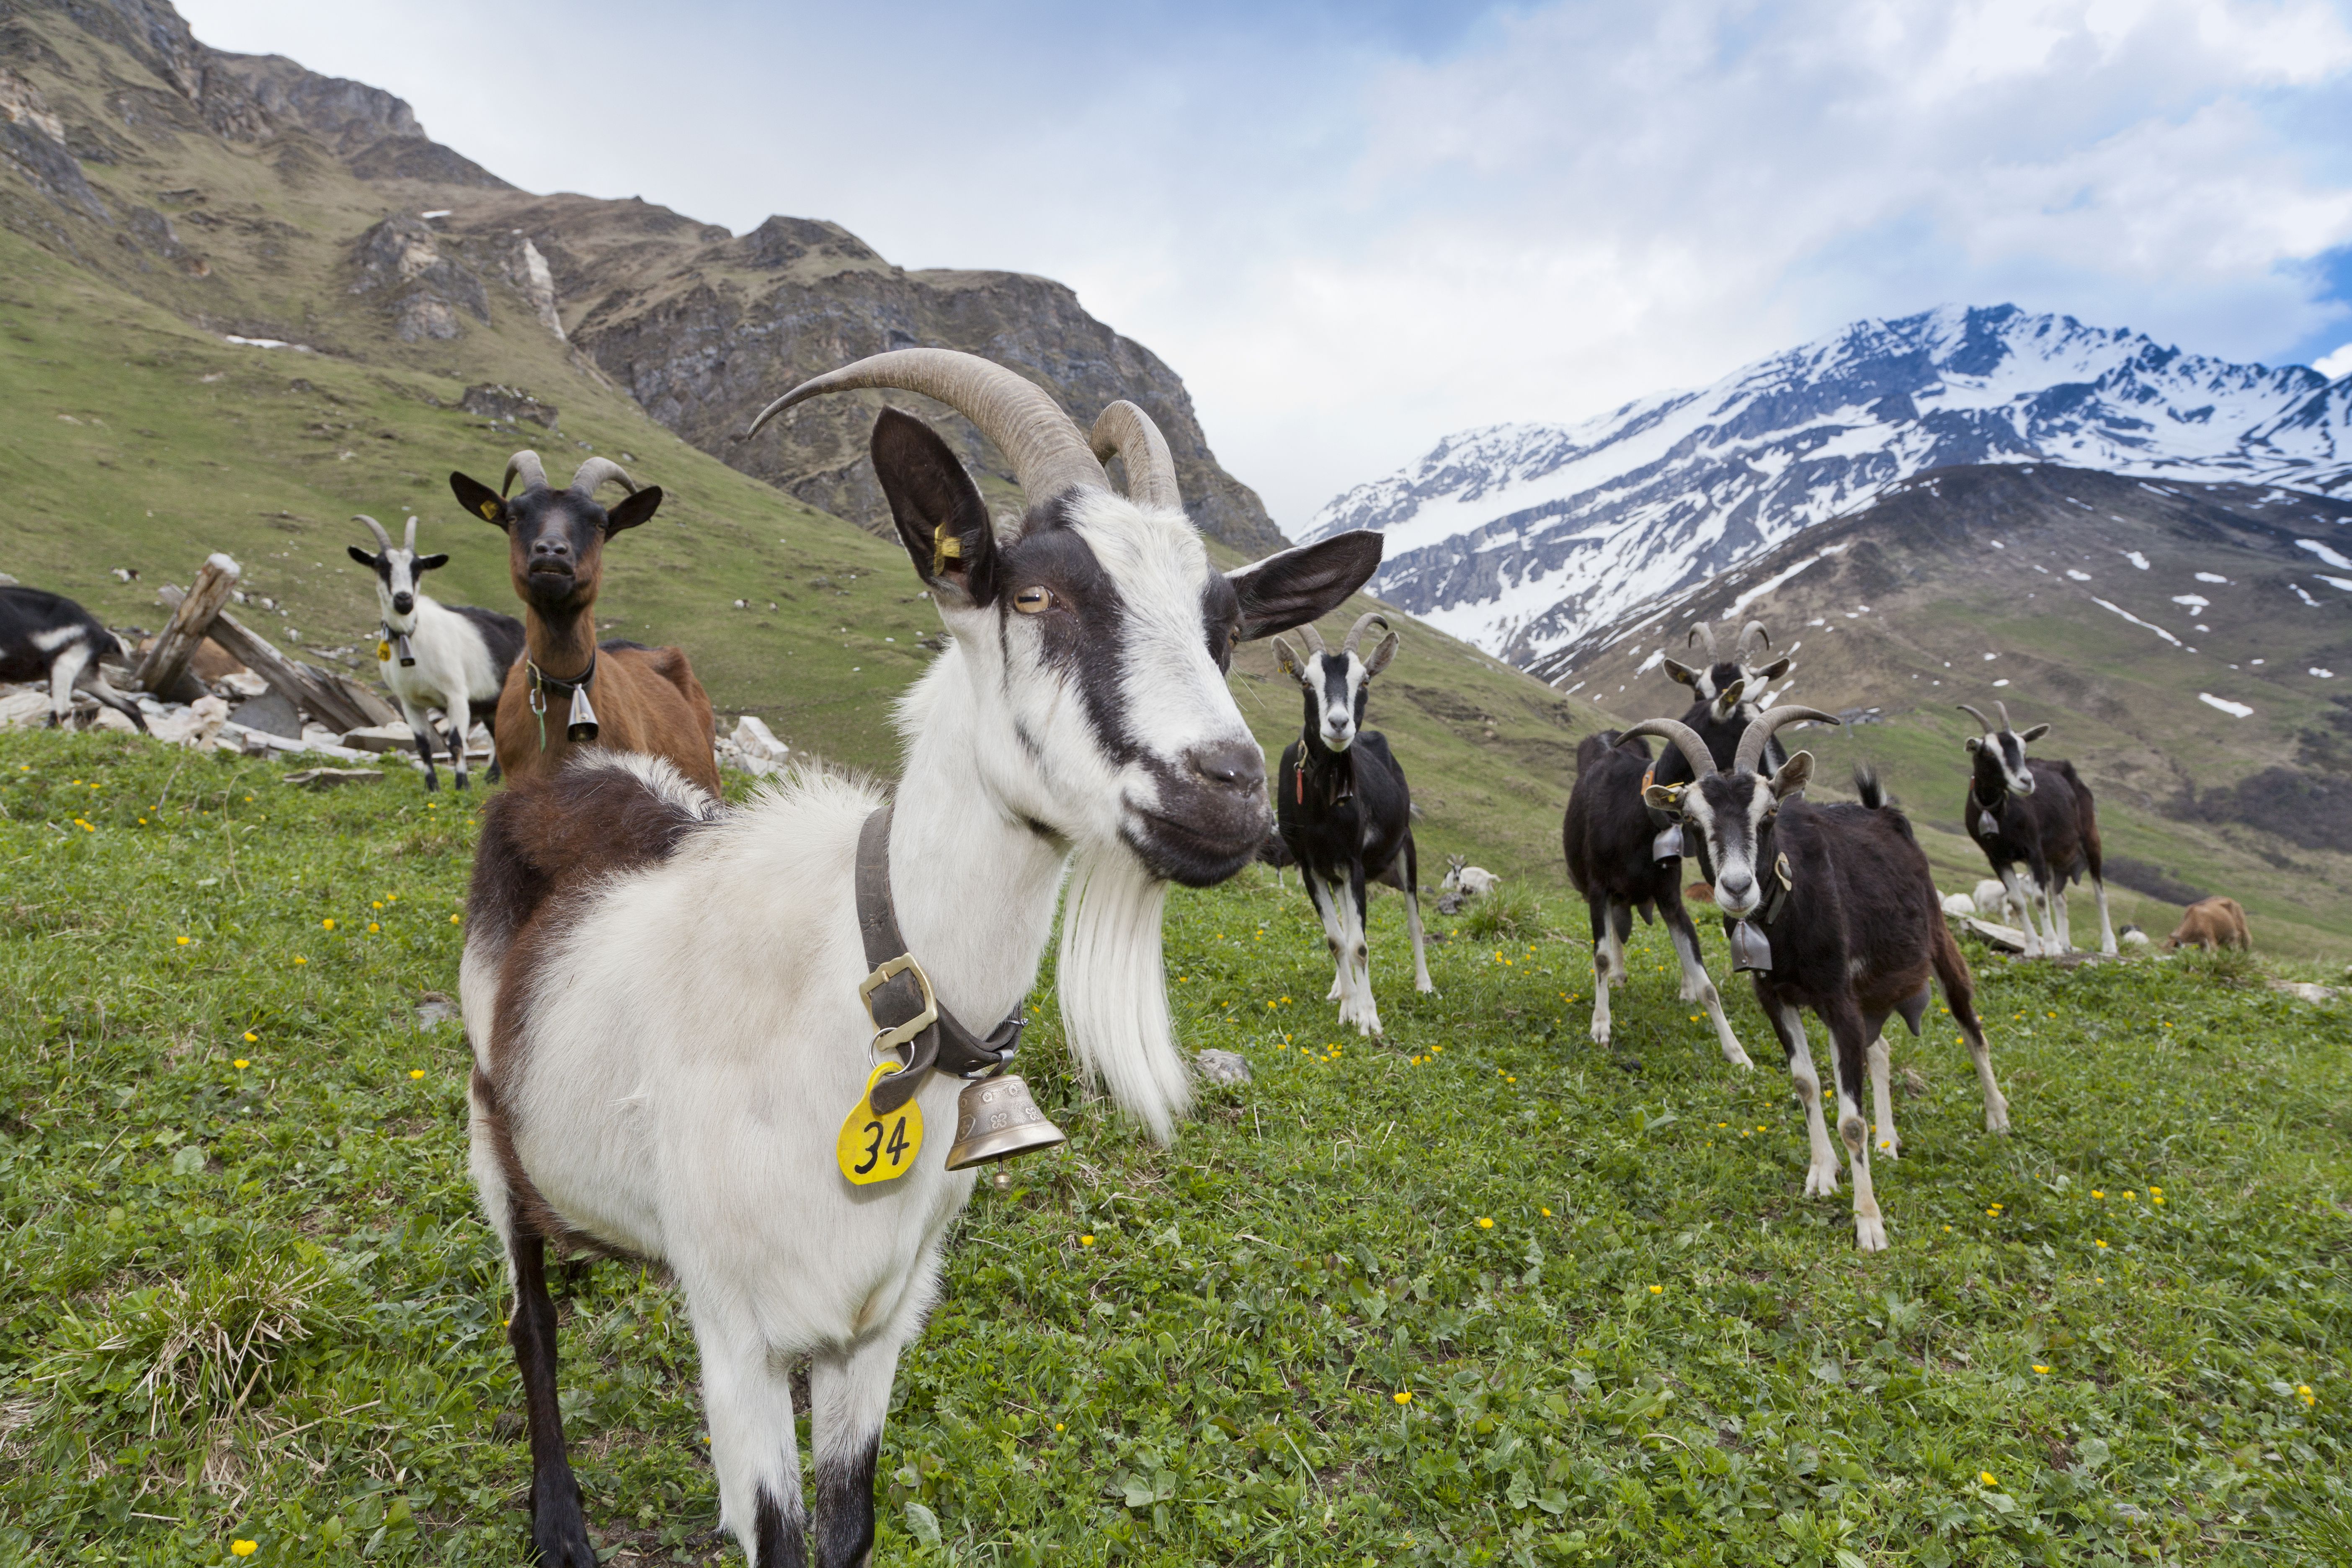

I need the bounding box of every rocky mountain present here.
[0,0,1282,553]
[1544,462,2352,949]
[1309,305,2352,668]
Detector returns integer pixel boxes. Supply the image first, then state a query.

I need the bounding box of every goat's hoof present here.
[1803,1165,1841,1199]
[1853,1213,1889,1252]
[1985,1108,2011,1136]
[531,1509,597,1568]
[1589,1024,1611,1047]
[1875,1137,1900,1161]
[1416,979,1437,995]
[455,776,469,792]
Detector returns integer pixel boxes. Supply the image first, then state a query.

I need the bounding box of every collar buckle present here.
[859,952,939,1057]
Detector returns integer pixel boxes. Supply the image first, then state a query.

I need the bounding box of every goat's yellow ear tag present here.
[376,639,392,662]
[837,1063,923,1186]
[479,500,500,521]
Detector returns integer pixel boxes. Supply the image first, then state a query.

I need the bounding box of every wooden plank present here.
[156,587,374,732]
[134,554,239,695]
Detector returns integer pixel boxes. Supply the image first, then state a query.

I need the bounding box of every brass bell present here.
[1727,918,1773,973]
[944,1073,1066,1170]
[565,683,600,743]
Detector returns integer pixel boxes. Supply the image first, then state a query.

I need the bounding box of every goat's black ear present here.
[1771,750,1814,799]
[2020,723,2050,743]
[1755,656,1792,681]
[871,408,997,605]
[346,546,377,569]
[413,552,450,573]
[605,487,663,535]
[1228,530,1382,640]
[451,472,508,531]
[1362,630,1399,677]
[1662,658,1698,687]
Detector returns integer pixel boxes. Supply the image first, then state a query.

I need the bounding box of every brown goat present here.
[449,453,717,793]
[2163,896,2249,952]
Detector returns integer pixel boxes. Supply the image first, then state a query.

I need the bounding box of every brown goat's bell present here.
[944,1074,1065,1170]
[565,683,599,744]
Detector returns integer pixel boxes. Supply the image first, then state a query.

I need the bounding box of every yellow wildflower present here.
[231,1543,258,1558]
[1079,1234,1095,1246]
[1394,1391,1413,1405]
[322,918,335,931]
[1476,1217,1494,1230]
[233,1059,249,1070]
[409,1068,425,1080]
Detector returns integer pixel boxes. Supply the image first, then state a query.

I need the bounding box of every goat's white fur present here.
[368,548,505,782]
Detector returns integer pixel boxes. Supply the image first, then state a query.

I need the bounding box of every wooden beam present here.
[133,553,239,695]
[156,586,377,732]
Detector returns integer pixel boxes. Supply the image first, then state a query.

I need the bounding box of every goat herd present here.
[0,348,2233,1567]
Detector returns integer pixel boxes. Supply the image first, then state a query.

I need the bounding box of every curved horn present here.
[1735,704,1842,774]
[502,450,549,496]
[1297,621,1328,658]
[1738,619,1771,661]
[402,514,418,553]
[1620,716,1718,781]
[1341,612,1390,658]
[1955,703,1995,733]
[743,347,1108,503]
[1993,699,2014,733]
[570,457,637,498]
[1087,400,1182,511]
[1687,622,1718,658]
[352,514,392,552]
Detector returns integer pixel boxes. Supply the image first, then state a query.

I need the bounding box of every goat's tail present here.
[1853,763,1886,810]
[1058,849,1191,1144]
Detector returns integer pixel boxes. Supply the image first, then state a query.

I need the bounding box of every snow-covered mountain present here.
[1309,304,2352,671]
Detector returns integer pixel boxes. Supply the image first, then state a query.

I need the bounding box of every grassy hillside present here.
[1541,465,2352,958]
[4,730,2348,1564]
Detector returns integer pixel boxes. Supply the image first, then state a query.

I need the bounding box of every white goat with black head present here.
[1271,612,1431,1035]
[459,349,1381,1568]
[347,514,524,790]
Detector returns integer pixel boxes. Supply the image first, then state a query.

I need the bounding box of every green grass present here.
[5,729,2349,1566]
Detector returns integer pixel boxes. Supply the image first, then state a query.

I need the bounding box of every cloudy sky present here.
[179,0,2352,529]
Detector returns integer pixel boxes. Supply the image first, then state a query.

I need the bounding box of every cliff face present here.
[0,0,1284,554]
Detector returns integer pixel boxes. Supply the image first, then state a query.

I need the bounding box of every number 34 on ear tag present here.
[836,1063,923,1185]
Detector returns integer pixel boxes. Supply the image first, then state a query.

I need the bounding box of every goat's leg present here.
[73,655,150,733]
[1345,861,1382,1036]
[2089,875,2117,956]
[1589,897,1625,1046]
[507,1222,597,1568]
[698,1310,809,1568]
[808,1340,900,1568]
[1830,1001,1889,1252]
[1996,866,2041,957]
[1763,993,1841,1198]
[2050,882,2073,954]
[400,698,440,792]
[447,709,471,791]
[46,643,87,727]
[1305,873,1348,1004]
[1867,1032,1899,1161]
[1664,900,1750,1069]
[1393,833,1435,995]
[1930,921,2009,1133]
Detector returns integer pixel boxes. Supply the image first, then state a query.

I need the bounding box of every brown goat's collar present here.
[854,802,1026,1115]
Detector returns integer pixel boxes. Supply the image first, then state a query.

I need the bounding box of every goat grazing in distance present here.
[448,455,720,793]
[2164,896,2249,952]
[1632,708,2009,1252]
[348,515,524,790]
[1562,728,1754,1068]
[0,585,147,732]
[461,349,1383,1568]
[1272,613,1433,1035]
[1439,854,1498,905]
[1957,701,2117,957]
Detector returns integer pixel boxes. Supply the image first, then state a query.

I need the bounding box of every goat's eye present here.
[1013,586,1056,615]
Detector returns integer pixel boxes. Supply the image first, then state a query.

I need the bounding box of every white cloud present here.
[2318,342,2352,378]
[175,0,2352,529]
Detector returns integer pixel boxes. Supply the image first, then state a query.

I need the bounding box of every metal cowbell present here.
[944,1074,1066,1170]
[1651,823,1684,863]
[392,632,417,668]
[1727,918,1773,973]
[565,683,600,743]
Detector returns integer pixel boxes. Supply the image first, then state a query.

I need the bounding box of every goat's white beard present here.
[1058,848,1189,1145]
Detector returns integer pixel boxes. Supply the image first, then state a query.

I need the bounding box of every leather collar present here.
[854,803,1026,1115]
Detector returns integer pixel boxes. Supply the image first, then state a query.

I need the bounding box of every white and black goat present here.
[348,514,524,790]
[459,349,1382,1568]
[1562,729,1753,1067]
[0,585,146,731]
[1653,619,1795,787]
[1271,614,1432,1036]
[1632,709,2009,1252]
[1957,701,2116,957]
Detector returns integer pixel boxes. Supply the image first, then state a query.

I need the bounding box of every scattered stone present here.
[461,382,559,430]
[230,689,303,739]
[0,688,52,729]
[1196,1049,1251,1086]
[2269,980,2337,1004]
[415,994,461,1029]
[340,723,418,753]
[281,767,384,788]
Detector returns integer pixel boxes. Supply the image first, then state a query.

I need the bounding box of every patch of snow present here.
[1992,678,2010,687]
[2297,539,2352,569]
[2171,594,2210,612]
[2090,598,2183,646]
[1725,544,1847,615]
[420,209,452,220]
[1983,652,1998,660]
[2292,584,2320,606]
[2198,692,2254,717]
[2313,668,2337,679]
[2065,569,2092,581]
[2195,571,2229,583]
[2317,575,2352,592]
[1636,648,1665,674]
[1989,540,2006,550]
[2123,551,2150,570]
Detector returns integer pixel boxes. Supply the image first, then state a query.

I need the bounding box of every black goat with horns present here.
[1957,700,2116,957]
[1272,611,1433,1036]
[1653,618,1795,790]
[1629,706,2010,1252]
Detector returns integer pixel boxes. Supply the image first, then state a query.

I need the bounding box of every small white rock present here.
[1196,1048,1251,1086]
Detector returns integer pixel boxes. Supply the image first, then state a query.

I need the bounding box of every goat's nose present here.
[1188,741,1265,796]
[531,538,570,559]
[391,593,413,614]
[1718,869,1755,901]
